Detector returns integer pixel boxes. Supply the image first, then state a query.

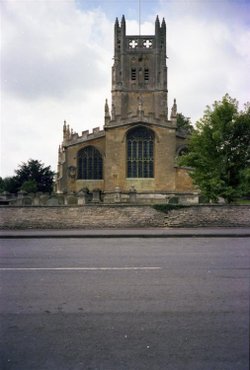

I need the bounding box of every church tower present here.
[56,15,196,203]
[103,15,178,194]
[107,15,169,125]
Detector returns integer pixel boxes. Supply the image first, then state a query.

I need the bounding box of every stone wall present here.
[0,205,249,230]
[164,205,250,228]
[0,206,165,229]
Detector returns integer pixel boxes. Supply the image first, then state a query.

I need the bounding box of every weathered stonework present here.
[56,15,197,204]
[164,205,250,228]
[0,205,249,230]
[0,206,165,229]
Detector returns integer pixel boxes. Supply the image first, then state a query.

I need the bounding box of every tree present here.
[15,159,54,193]
[176,113,194,135]
[0,176,20,193]
[21,179,38,193]
[179,95,250,203]
[0,177,4,192]
[1,159,54,193]
[238,168,250,198]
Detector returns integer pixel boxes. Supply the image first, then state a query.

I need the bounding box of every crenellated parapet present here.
[111,15,169,125]
[62,121,105,147]
[113,15,167,90]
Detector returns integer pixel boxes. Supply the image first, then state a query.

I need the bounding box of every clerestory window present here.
[77,146,103,179]
[127,126,154,178]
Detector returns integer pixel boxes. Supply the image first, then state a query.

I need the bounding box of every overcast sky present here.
[1,0,250,177]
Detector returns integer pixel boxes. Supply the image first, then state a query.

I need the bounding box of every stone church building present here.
[56,15,197,204]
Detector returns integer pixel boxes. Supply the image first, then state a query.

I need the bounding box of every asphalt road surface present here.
[0,236,249,370]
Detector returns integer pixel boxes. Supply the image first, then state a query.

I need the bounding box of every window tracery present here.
[127,127,154,178]
[77,146,103,180]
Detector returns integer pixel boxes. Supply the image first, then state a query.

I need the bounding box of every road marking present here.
[0,267,161,271]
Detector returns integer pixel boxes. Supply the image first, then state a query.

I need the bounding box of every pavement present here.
[1,235,249,370]
[0,227,250,238]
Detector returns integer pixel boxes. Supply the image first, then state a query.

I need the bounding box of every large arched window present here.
[77,146,103,179]
[127,126,154,178]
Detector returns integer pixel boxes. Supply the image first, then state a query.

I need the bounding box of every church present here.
[56,15,197,204]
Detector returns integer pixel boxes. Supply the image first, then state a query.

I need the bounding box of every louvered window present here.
[131,68,137,80]
[144,68,149,81]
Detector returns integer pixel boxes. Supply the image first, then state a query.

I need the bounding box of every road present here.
[0,236,249,370]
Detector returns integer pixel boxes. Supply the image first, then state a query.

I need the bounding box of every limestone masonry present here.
[1,206,249,229]
[56,15,197,204]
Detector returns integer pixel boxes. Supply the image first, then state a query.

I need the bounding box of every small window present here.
[144,68,149,81]
[131,68,137,80]
[177,146,188,157]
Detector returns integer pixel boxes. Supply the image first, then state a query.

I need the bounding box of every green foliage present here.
[153,204,188,213]
[0,176,20,193]
[238,167,250,197]
[0,177,4,192]
[235,199,250,204]
[176,113,194,135]
[15,159,54,193]
[1,159,54,193]
[21,179,38,193]
[179,94,250,203]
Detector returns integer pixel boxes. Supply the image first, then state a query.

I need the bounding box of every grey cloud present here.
[2,44,107,100]
[1,1,112,101]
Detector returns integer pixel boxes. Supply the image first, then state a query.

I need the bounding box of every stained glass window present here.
[127,127,154,178]
[77,146,103,179]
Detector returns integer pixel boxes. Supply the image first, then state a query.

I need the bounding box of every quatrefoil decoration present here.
[143,39,153,48]
[129,39,139,48]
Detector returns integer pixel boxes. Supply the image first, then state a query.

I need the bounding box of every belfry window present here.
[131,68,137,80]
[77,146,103,179]
[144,68,149,81]
[127,126,154,178]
